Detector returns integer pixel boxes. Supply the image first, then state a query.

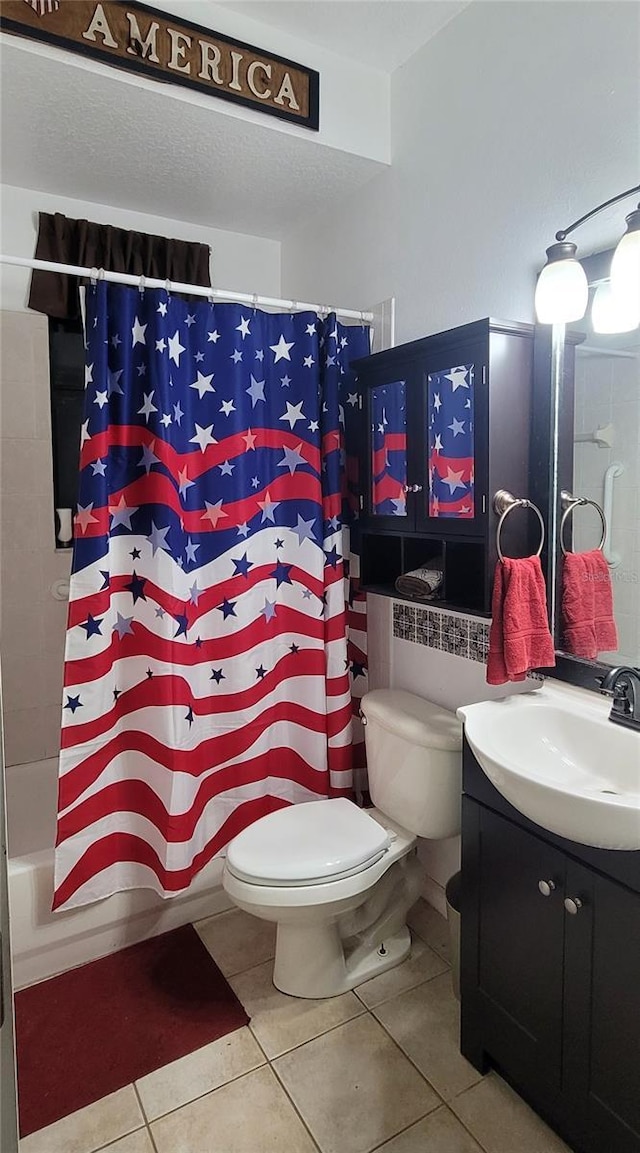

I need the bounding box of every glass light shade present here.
[535,242,589,324]
[592,281,639,334]
[610,211,640,310]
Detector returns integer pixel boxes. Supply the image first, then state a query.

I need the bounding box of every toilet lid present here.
[226,798,390,886]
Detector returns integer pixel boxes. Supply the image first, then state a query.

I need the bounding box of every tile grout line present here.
[249,998,368,1062]
[131,1082,162,1153]
[130,1055,268,1127]
[352,957,449,1014]
[369,1004,455,1109]
[268,1005,442,1153]
[81,1120,148,1153]
[366,1103,451,1153]
[267,1052,324,1153]
[132,1082,150,1127]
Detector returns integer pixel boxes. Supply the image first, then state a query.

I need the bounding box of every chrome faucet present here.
[598,667,640,732]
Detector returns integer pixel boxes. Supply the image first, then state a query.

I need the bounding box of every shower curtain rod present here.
[0,254,374,322]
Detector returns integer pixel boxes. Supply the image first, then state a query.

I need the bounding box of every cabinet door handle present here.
[538,879,556,897]
[564,897,583,915]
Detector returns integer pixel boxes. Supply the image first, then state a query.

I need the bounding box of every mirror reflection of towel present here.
[395,563,443,602]
[561,550,618,659]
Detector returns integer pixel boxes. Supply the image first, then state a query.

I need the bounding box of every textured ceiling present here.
[218,0,471,71]
[0,39,385,240]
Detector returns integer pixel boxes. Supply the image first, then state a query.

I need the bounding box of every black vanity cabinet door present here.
[564,863,640,1153]
[414,341,488,539]
[462,800,566,1100]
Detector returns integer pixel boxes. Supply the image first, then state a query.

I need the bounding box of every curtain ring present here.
[138,274,146,296]
[97,267,105,282]
[252,293,259,313]
[165,278,172,299]
[89,266,98,286]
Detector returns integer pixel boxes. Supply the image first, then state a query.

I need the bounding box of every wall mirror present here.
[543,247,640,688]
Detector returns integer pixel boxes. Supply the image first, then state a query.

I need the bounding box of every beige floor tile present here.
[408,899,451,962]
[355,933,449,1009]
[195,907,276,977]
[450,1072,572,1153]
[375,1105,484,1152]
[19,1087,144,1153]
[230,959,365,1059]
[150,1065,317,1153]
[373,973,483,1100]
[273,1013,439,1153]
[135,1025,265,1121]
[101,1131,155,1153]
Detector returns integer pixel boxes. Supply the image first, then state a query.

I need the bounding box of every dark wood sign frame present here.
[0,0,320,130]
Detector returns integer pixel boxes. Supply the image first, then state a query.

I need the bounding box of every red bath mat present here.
[15,923,249,1138]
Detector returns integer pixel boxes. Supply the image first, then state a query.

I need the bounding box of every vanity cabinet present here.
[462,741,640,1153]
[352,318,535,613]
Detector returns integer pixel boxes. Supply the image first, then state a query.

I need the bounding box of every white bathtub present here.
[6,757,232,989]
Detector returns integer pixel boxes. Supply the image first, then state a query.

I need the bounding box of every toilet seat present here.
[225,798,390,887]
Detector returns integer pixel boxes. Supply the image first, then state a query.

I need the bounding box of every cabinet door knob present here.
[402,484,423,494]
[564,897,583,915]
[538,879,556,897]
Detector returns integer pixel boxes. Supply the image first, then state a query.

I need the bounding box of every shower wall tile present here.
[1,309,68,766]
[2,706,47,767]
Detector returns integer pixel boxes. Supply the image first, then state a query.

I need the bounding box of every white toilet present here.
[222,689,462,998]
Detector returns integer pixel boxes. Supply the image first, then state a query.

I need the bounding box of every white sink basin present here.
[458,684,640,851]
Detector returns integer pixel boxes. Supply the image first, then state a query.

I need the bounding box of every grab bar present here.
[493,489,545,562]
[559,491,607,557]
[603,462,624,568]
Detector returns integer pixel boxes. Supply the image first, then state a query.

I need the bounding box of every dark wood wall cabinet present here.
[461,740,640,1153]
[352,318,535,615]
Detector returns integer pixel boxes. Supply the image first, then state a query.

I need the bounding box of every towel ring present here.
[493,489,545,563]
[559,491,607,556]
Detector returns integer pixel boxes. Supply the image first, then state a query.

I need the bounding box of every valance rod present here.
[0,253,374,322]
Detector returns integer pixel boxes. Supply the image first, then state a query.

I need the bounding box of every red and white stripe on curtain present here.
[53,282,370,910]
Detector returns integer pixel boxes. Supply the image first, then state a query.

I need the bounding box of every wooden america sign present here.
[0,0,320,129]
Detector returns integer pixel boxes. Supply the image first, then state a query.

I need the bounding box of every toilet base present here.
[273,922,412,999]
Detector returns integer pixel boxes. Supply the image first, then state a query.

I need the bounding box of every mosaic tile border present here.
[392,601,489,663]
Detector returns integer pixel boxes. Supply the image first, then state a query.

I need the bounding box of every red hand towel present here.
[561,552,597,659]
[487,556,556,685]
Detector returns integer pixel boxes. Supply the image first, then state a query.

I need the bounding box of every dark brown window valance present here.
[28,212,212,320]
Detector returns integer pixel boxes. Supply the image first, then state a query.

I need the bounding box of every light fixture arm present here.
[555,184,640,242]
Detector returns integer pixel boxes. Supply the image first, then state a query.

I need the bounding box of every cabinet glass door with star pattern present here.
[414,343,488,538]
[362,373,414,531]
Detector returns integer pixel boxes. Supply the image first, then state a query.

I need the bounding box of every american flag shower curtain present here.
[54,281,370,910]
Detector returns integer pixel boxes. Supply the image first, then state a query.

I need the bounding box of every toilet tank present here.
[360,690,463,840]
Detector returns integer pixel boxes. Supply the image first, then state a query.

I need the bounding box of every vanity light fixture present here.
[610,206,640,308]
[535,184,640,327]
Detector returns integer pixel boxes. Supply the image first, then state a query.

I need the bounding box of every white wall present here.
[281,1,639,336]
[139,0,390,164]
[0,183,281,312]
